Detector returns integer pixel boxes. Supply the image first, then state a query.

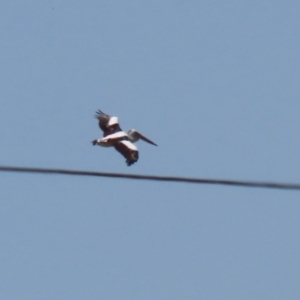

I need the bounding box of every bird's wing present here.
[135,131,157,146]
[114,140,139,166]
[95,110,122,137]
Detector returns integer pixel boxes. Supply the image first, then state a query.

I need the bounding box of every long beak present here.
[138,133,158,146]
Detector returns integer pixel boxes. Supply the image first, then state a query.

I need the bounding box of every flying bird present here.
[92,110,157,166]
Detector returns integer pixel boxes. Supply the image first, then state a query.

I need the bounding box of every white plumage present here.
[92,110,157,166]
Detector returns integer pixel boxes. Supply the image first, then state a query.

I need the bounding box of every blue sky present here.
[1,1,300,299]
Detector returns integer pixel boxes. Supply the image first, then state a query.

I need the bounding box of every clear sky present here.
[1,1,300,299]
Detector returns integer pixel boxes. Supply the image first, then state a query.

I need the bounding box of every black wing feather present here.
[114,141,139,166]
[94,109,122,137]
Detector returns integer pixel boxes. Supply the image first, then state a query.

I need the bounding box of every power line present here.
[0,165,299,191]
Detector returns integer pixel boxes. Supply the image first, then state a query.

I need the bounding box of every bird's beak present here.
[139,133,158,146]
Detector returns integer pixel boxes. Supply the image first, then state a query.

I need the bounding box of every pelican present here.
[92,110,157,166]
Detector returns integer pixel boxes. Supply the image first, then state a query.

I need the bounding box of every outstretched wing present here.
[95,110,122,137]
[114,140,139,166]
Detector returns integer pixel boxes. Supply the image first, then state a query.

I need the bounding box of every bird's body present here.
[93,131,128,147]
[92,110,157,166]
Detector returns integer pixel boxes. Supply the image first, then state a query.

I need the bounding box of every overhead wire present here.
[0,165,299,191]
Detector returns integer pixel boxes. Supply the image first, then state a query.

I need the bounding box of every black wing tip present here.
[126,160,137,166]
[94,109,106,118]
[91,139,98,145]
[126,152,139,166]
